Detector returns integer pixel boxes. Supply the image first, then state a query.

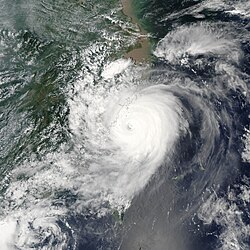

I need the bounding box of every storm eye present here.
[127,122,133,130]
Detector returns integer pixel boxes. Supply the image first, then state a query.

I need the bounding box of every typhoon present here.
[0,0,249,249]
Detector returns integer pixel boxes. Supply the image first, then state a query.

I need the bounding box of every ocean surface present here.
[0,0,250,249]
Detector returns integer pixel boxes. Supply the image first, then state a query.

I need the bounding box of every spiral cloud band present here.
[102,84,188,200]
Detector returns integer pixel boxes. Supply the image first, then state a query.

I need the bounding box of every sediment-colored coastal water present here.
[121,0,150,62]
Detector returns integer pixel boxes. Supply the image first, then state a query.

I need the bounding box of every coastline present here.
[121,0,150,63]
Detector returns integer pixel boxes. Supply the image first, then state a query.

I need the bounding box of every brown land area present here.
[121,0,150,63]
